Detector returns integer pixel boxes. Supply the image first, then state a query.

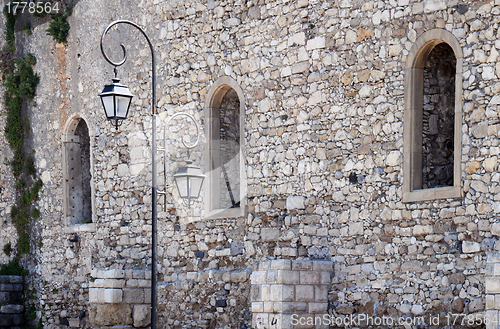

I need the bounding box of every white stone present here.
[286,196,305,210]
[386,151,401,166]
[104,289,122,303]
[306,36,325,50]
[288,32,306,46]
[462,241,480,253]
[423,0,446,13]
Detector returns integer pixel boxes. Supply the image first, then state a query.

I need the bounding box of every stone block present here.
[281,270,300,284]
[486,295,495,310]
[267,270,278,283]
[0,304,23,313]
[103,279,126,288]
[261,285,270,301]
[0,284,13,292]
[258,261,270,270]
[270,285,282,301]
[231,271,248,283]
[315,286,329,302]
[300,271,320,284]
[292,260,313,270]
[132,270,146,279]
[261,228,280,242]
[270,259,291,270]
[313,261,334,271]
[253,313,269,329]
[282,302,308,313]
[263,301,274,312]
[99,269,125,279]
[0,292,9,303]
[251,271,267,284]
[0,314,13,326]
[282,285,295,301]
[488,251,500,263]
[486,278,500,294]
[295,285,314,302]
[286,196,305,210]
[138,279,150,288]
[133,304,151,328]
[463,241,481,253]
[104,289,123,303]
[144,288,151,302]
[0,276,10,283]
[8,276,22,284]
[321,271,332,284]
[89,304,132,326]
[251,285,261,301]
[309,302,328,314]
[89,288,104,303]
[122,288,145,304]
[252,302,263,313]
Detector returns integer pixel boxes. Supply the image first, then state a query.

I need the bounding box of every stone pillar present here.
[89,269,151,328]
[250,259,334,329]
[485,252,500,329]
[0,275,23,329]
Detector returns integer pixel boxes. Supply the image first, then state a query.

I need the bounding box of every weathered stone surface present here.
[89,304,132,326]
[133,304,150,328]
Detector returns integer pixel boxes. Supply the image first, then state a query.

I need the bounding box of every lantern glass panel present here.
[175,176,188,198]
[101,95,115,119]
[189,176,204,198]
[116,95,131,118]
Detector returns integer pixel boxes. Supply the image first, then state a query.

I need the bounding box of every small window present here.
[63,117,92,224]
[205,77,246,218]
[403,29,463,202]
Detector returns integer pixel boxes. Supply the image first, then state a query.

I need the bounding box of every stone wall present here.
[2,0,500,328]
[0,275,23,329]
[89,269,151,328]
[251,259,333,329]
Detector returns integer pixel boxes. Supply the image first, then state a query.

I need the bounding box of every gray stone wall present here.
[2,0,500,328]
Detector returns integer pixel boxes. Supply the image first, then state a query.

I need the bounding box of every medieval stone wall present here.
[2,0,500,328]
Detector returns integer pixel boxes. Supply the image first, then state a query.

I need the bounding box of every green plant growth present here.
[2,53,42,255]
[3,243,13,256]
[46,9,71,44]
[0,259,27,276]
[23,23,32,36]
[3,7,16,52]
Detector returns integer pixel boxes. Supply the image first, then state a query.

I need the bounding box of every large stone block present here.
[133,304,151,328]
[89,304,132,326]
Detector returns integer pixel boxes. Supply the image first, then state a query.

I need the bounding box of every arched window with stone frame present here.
[204,77,246,219]
[63,116,94,225]
[403,29,463,202]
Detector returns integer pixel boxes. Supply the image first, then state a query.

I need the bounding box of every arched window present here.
[63,117,93,224]
[205,77,246,218]
[403,29,462,202]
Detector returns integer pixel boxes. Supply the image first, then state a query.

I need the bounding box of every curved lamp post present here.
[99,20,204,328]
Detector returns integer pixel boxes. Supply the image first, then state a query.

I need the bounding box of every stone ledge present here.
[0,276,22,284]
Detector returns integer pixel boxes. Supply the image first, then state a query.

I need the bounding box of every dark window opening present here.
[422,43,456,189]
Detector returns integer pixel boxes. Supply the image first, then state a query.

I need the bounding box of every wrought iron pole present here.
[100,20,158,329]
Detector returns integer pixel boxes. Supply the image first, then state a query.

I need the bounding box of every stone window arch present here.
[63,116,93,225]
[403,29,463,202]
[204,77,246,218]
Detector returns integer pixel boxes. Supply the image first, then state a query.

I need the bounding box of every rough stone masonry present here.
[2,0,500,328]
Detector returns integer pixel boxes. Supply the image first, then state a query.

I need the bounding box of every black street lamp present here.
[99,20,204,329]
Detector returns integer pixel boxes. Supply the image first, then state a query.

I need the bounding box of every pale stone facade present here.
[2,0,500,328]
